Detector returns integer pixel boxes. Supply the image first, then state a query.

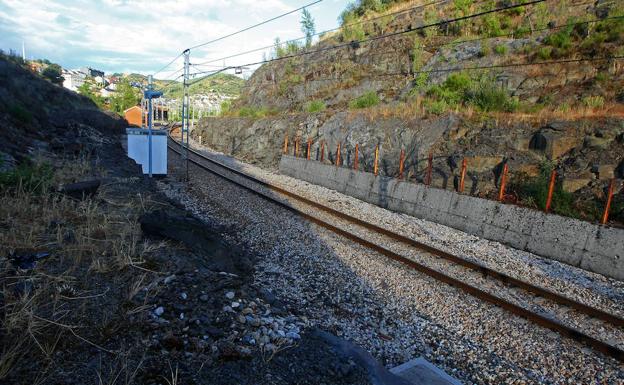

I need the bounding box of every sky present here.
[0,0,349,78]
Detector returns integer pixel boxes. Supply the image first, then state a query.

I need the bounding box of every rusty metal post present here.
[601,178,615,224]
[374,145,379,176]
[545,170,557,213]
[295,138,300,158]
[398,149,405,179]
[283,135,288,155]
[336,142,341,166]
[498,163,509,202]
[354,144,359,170]
[459,158,467,193]
[320,141,325,162]
[307,138,311,160]
[425,152,433,186]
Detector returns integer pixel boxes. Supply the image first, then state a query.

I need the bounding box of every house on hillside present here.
[124,106,144,127]
[62,69,86,91]
[81,67,105,78]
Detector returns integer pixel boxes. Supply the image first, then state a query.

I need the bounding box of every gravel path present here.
[161,138,624,384]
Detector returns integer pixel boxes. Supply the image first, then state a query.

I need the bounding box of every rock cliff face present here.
[192,0,624,223]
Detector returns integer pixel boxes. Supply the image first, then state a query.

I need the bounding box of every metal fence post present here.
[498,163,509,202]
[545,170,557,212]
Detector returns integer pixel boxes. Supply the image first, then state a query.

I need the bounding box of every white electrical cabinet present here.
[126,128,168,175]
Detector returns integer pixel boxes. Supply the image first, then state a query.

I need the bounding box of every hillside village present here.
[21,55,241,120]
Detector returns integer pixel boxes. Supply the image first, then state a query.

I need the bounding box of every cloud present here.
[0,0,345,75]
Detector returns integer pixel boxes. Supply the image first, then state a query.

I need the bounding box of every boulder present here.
[530,130,580,159]
[562,178,591,193]
[591,164,615,180]
[584,135,611,150]
[463,156,503,173]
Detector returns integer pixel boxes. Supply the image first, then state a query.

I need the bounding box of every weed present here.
[349,91,380,109]
[511,161,580,218]
[237,106,274,119]
[305,100,326,113]
[582,95,605,109]
[481,14,503,37]
[0,161,53,194]
[537,46,552,60]
[479,43,492,57]
[411,37,425,72]
[494,44,508,55]
[424,98,449,115]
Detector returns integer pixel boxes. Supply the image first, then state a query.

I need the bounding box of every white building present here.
[62,69,86,91]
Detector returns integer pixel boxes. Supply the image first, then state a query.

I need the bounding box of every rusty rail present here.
[167,134,624,363]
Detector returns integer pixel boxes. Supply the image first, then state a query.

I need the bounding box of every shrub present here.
[411,37,425,72]
[305,100,326,113]
[219,100,232,115]
[494,44,508,55]
[580,32,607,51]
[424,99,449,115]
[511,161,580,218]
[479,43,492,57]
[465,81,519,112]
[537,46,552,60]
[237,106,273,119]
[427,72,518,113]
[0,161,53,194]
[481,14,503,37]
[513,24,531,38]
[427,72,472,107]
[582,95,605,109]
[349,91,380,109]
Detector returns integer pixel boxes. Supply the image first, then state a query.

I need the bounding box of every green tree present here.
[77,82,104,108]
[42,63,63,85]
[300,8,316,48]
[110,80,140,114]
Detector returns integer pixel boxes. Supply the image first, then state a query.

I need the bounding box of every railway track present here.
[166,133,624,363]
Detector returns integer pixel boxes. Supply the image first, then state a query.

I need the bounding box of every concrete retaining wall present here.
[279,155,624,281]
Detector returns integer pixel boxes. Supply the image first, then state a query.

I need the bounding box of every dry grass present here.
[0,156,166,380]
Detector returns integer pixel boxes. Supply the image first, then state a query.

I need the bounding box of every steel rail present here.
[167,135,624,362]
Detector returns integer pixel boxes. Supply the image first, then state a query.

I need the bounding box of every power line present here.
[282,15,624,68]
[211,0,547,73]
[192,0,449,67]
[152,52,183,77]
[187,0,324,51]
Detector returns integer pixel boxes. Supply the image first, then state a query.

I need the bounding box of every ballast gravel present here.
[160,139,624,384]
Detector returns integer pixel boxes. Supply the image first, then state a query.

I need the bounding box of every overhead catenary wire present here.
[186,0,324,51]
[191,0,450,67]
[152,52,184,78]
[210,13,624,87]
[197,0,547,74]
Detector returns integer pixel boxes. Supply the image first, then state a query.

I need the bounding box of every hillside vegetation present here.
[163,73,245,99]
[194,0,624,225]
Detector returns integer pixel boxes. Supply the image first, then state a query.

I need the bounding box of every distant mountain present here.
[163,73,245,99]
[118,72,244,100]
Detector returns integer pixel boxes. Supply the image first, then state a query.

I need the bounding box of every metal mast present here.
[182,49,191,180]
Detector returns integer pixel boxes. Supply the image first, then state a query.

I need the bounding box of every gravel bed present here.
[183,137,624,317]
[178,139,624,350]
[161,143,624,384]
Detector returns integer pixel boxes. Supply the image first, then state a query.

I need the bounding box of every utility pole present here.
[182,49,191,180]
[147,75,154,177]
